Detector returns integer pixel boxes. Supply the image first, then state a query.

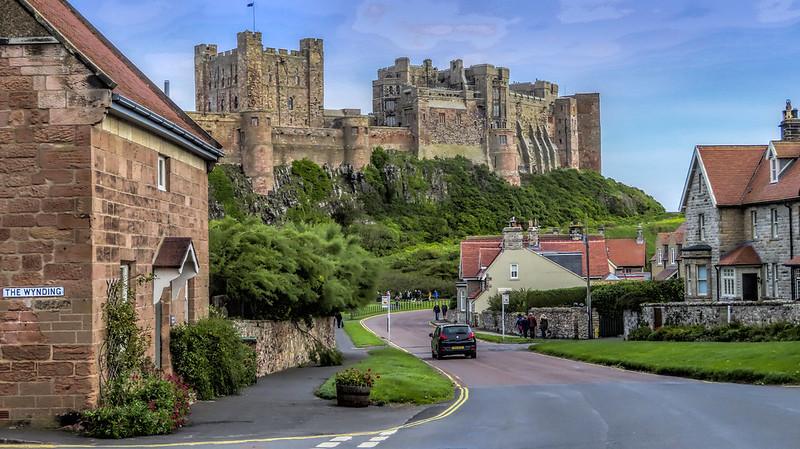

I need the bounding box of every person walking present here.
[527,313,537,339]
[442,303,448,320]
[334,311,343,329]
[433,303,441,321]
[515,314,524,336]
[540,315,549,339]
[521,313,530,338]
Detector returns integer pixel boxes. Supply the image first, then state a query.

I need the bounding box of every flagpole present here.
[253,2,256,31]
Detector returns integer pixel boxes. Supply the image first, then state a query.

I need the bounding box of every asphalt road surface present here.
[362,310,800,449]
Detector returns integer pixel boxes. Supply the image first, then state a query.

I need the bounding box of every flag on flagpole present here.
[247,2,254,6]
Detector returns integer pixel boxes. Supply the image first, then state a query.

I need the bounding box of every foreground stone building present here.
[0,0,222,423]
[680,101,800,301]
[190,31,601,193]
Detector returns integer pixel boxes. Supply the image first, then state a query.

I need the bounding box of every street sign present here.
[3,286,64,298]
[502,292,510,305]
[381,295,391,309]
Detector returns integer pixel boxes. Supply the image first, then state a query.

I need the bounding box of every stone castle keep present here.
[189,31,601,193]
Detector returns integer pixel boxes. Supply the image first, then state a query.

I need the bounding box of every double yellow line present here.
[2,313,468,449]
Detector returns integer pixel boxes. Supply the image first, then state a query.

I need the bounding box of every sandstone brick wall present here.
[232,317,334,377]
[0,41,105,424]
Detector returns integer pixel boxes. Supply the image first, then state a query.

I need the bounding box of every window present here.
[456,113,462,125]
[795,271,800,300]
[498,134,507,145]
[670,247,677,265]
[385,100,396,112]
[771,208,779,238]
[698,173,704,194]
[698,213,706,241]
[510,263,519,280]
[686,264,693,295]
[119,263,131,301]
[656,248,663,266]
[721,267,736,298]
[288,97,294,110]
[234,96,239,110]
[751,210,758,239]
[770,156,779,183]
[157,155,168,192]
[438,112,446,124]
[492,102,500,117]
[772,263,778,297]
[697,265,708,296]
[386,115,397,127]
[459,289,466,312]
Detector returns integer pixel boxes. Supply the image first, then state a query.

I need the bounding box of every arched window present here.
[288,97,294,110]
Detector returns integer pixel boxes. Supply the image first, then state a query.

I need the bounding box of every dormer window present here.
[770,156,779,183]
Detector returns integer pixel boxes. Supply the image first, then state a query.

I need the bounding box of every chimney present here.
[164,80,170,98]
[528,219,540,249]
[780,99,800,141]
[569,222,583,241]
[636,224,644,245]
[502,217,523,250]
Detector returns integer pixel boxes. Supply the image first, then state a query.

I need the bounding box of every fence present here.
[348,299,449,320]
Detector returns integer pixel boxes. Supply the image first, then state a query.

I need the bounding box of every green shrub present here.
[631,322,800,342]
[627,326,653,340]
[82,373,190,439]
[592,279,684,315]
[170,317,257,400]
[488,287,587,313]
[310,345,343,367]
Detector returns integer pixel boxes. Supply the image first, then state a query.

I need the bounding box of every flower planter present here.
[336,384,371,407]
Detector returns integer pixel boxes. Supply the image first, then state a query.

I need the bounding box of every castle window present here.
[438,113,445,124]
[251,116,259,127]
[456,113,462,125]
[498,135,507,145]
[294,75,300,86]
[288,97,294,110]
[234,96,239,110]
[492,102,500,117]
[220,99,225,111]
[386,116,397,126]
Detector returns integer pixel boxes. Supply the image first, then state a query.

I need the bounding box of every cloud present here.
[557,0,633,24]
[756,0,800,23]
[352,0,517,50]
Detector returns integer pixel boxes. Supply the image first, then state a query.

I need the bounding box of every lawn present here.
[316,347,454,405]
[532,340,800,384]
[475,332,536,344]
[343,320,386,347]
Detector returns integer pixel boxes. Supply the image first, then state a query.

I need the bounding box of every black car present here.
[430,324,477,359]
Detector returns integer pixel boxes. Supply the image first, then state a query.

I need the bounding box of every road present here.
[360,310,800,449]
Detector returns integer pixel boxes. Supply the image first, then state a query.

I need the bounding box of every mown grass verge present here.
[316,348,454,405]
[531,340,800,385]
[343,320,386,347]
[475,332,536,344]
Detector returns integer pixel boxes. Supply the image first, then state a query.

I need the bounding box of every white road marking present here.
[379,430,397,436]
[370,436,389,441]
[316,443,340,448]
[357,442,380,448]
[331,436,353,441]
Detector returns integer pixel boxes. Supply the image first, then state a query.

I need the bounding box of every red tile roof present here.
[460,239,502,278]
[784,256,800,267]
[772,141,800,158]
[697,145,766,206]
[23,0,218,148]
[605,239,646,268]
[718,244,762,266]
[740,150,800,204]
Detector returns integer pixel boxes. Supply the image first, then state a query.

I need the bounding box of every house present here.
[456,219,645,319]
[605,227,648,279]
[0,0,223,424]
[651,223,686,280]
[679,100,800,301]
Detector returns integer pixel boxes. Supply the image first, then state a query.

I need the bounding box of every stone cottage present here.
[0,0,222,424]
[680,101,800,301]
[651,223,686,281]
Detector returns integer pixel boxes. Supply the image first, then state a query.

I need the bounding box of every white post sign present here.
[382,292,391,342]
[500,290,510,341]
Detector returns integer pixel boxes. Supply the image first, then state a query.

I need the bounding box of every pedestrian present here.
[527,313,537,339]
[442,303,448,320]
[433,303,441,321]
[540,315,549,339]
[334,311,343,329]
[515,314,524,336]
[521,313,530,338]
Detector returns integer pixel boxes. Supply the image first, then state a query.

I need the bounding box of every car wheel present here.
[470,351,477,359]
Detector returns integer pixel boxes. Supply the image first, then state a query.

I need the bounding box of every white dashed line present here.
[379,430,397,436]
[357,442,380,448]
[330,436,352,442]
[370,436,389,441]
[315,443,340,448]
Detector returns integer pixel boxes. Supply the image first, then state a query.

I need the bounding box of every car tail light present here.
[439,334,448,341]
[468,331,475,339]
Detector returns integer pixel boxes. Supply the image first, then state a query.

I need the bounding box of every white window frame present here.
[120,263,131,301]
[686,264,693,296]
[670,248,677,265]
[656,248,663,266]
[698,213,706,241]
[697,265,709,296]
[721,267,736,298]
[771,208,779,239]
[510,263,519,280]
[751,210,758,239]
[459,289,466,312]
[157,155,168,192]
[772,263,778,298]
[770,156,779,183]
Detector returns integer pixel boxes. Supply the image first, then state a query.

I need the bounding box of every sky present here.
[70,0,800,211]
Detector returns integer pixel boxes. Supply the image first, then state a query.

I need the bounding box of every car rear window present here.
[443,326,470,337]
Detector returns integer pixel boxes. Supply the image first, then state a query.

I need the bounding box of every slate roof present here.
[654,266,679,281]
[153,237,195,268]
[22,0,219,150]
[718,243,762,266]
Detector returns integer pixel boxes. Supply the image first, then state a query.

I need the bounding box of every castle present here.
[189,31,601,193]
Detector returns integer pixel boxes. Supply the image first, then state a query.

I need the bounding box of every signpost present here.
[500,290,510,341]
[382,291,391,342]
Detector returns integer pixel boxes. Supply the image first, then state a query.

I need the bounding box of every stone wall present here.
[477,307,599,339]
[232,317,335,377]
[624,301,800,337]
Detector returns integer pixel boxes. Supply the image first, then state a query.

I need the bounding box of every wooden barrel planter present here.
[336,384,371,407]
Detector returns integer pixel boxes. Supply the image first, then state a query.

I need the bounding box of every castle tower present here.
[554,97,579,168]
[237,31,266,111]
[489,128,519,186]
[240,111,274,195]
[300,38,324,128]
[781,99,800,141]
[194,43,218,113]
[575,93,601,172]
[341,116,371,169]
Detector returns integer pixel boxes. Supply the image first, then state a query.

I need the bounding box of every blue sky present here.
[71,0,800,211]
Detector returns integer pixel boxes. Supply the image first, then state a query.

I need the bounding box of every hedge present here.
[629,322,800,342]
